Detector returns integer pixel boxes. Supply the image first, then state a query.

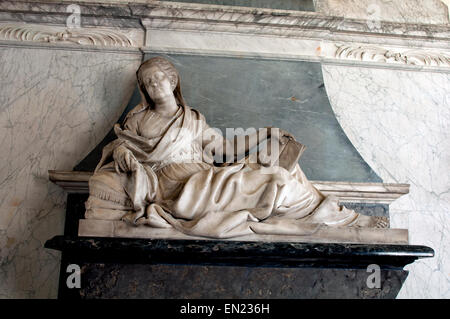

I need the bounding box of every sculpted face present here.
[140,65,177,102]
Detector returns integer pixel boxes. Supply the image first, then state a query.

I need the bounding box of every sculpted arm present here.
[202,124,296,163]
[112,113,141,173]
[202,122,298,165]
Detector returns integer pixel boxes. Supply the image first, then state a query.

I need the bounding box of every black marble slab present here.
[76,263,408,299]
[47,236,433,299]
[45,235,433,270]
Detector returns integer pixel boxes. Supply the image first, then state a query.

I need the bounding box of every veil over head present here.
[136,56,187,108]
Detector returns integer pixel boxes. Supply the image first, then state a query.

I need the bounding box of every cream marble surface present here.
[316,0,449,25]
[0,47,141,298]
[322,65,450,298]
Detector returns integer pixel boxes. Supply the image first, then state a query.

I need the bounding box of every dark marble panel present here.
[63,194,89,237]
[342,202,389,217]
[158,0,315,11]
[74,263,407,299]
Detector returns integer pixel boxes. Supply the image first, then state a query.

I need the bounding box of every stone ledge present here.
[3,0,449,39]
[45,235,434,269]
[49,169,410,204]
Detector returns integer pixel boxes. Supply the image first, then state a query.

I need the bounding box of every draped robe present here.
[85,104,359,238]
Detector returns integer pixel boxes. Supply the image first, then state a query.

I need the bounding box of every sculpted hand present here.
[279,128,296,143]
[266,127,296,144]
[113,145,137,173]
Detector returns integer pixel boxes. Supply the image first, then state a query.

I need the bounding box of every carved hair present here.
[136,56,187,108]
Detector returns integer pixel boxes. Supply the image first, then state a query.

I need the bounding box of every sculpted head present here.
[137,57,186,107]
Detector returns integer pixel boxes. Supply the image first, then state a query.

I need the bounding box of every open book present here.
[250,135,306,172]
[278,137,306,172]
[221,133,306,171]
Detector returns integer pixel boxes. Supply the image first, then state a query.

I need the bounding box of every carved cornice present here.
[137,2,450,71]
[136,2,450,42]
[0,1,449,71]
[1,1,449,41]
[0,24,136,47]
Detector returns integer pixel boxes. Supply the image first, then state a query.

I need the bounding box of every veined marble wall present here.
[317,0,450,296]
[315,0,449,24]
[322,65,450,298]
[0,46,141,298]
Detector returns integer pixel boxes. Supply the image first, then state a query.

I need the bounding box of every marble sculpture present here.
[85,56,387,238]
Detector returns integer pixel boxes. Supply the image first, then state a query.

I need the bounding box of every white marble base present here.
[78,219,409,245]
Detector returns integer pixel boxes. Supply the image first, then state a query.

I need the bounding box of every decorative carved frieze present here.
[0,1,449,71]
[0,24,135,47]
[335,44,450,67]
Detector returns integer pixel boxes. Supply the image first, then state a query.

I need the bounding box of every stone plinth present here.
[45,236,433,299]
[78,219,409,245]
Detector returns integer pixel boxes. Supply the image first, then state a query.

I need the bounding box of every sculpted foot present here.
[349,214,389,228]
[121,209,145,225]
